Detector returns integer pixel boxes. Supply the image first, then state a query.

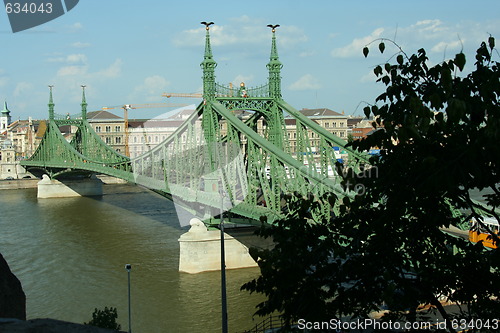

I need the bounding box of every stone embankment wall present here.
[0,179,38,190]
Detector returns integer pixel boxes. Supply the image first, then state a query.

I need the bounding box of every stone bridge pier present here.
[37,174,103,198]
[178,218,273,273]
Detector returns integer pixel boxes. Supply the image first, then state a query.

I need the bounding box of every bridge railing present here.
[241,315,296,333]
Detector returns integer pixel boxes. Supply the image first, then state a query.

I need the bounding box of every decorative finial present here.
[201,21,214,30]
[48,85,55,120]
[81,85,88,120]
[267,24,280,33]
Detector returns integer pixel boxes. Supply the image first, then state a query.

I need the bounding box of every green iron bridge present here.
[21,23,370,226]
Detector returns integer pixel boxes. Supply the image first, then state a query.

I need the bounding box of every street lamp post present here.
[220,186,228,333]
[125,264,132,333]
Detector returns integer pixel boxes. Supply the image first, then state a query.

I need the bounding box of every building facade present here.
[285,108,349,154]
[86,110,127,155]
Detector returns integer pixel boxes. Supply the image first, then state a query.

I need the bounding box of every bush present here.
[84,306,122,331]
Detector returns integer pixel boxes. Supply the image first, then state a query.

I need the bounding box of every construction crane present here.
[162,92,203,98]
[101,103,188,157]
[163,83,240,99]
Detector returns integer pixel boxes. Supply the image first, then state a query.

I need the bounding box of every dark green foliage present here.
[84,306,122,331]
[243,38,500,332]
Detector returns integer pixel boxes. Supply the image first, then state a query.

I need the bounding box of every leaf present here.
[488,36,495,50]
[379,42,385,54]
[384,63,392,73]
[363,46,369,58]
[441,66,452,92]
[363,106,371,118]
[454,52,466,71]
[397,54,404,65]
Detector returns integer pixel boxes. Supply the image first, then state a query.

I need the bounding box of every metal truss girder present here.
[209,100,347,196]
[277,100,370,164]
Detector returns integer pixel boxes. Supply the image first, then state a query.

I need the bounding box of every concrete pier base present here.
[37,174,103,198]
[178,218,258,273]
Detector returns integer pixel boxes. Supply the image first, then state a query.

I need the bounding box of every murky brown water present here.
[0,184,264,332]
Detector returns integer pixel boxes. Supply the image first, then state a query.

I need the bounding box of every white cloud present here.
[14,82,33,97]
[66,54,87,63]
[0,69,8,88]
[331,19,500,60]
[173,17,306,49]
[431,40,464,54]
[131,75,170,102]
[279,25,308,47]
[48,53,87,64]
[94,59,123,79]
[331,27,385,58]
[360,70,378,83]
[69,22,83,32]
[299,50,315,58]
[413,19,445,34]
[72,42,91,48]
[289,74,321,91]
[55,58,123,80]
[57,65,88,76]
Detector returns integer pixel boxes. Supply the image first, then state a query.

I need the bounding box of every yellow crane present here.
[101,103,188,157]
[161,92,203,98]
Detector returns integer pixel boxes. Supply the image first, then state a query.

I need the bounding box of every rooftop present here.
[299,108,344,117]
[87,110,122,120]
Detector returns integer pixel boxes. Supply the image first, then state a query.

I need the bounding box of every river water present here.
[0,184,264,332]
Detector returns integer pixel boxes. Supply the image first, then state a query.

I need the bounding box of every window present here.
[134,137,137,143]
[105,137,111,144]
[95,126,101,133]
[115,137,121,144]
[325,122,329,128]
[105,126,111,132]
[333,122,337,128]
[340,122,345,127]
[115,126,121,132]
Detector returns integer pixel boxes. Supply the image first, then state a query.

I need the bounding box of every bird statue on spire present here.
[267,24,280,32]
[201,21,214,30]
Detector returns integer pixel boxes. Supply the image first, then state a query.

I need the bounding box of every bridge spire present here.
[81,85,87,121]
[48,85,55,120]
[200,21,217,99]
[267,24,283,98]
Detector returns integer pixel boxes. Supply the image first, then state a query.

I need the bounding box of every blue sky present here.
[1,0,499,120]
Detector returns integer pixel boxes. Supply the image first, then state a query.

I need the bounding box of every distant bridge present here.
[21,24,369,226]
